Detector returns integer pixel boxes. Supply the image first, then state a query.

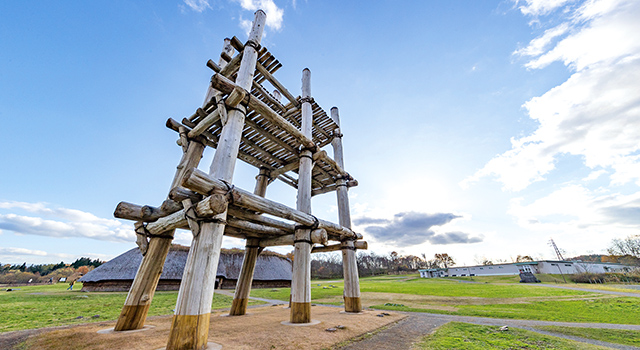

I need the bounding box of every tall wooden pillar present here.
[166,10,266,350]
[114,35,236,332]
[290,68,314,323]
[331,107,362,313]
[114,139,205,331]
[230,168,270,315]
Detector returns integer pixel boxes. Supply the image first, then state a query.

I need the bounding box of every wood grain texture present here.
[166,313,211,350]
[166,10,266,349]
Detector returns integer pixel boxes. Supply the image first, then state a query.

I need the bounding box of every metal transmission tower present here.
[549,238,567,283]
[549,238,565,261]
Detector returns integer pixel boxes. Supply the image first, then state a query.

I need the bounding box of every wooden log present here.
[187,108,221,138]
[311,240,367,253]
[230,167,270,316]
[169,187,203,203]
[219,50,243,77]
[255,61,299,107]
[166,10,265,350]
[260,228,328,247]
[203,38,234,106]
[115,136,206,332]
[227,207,293,232]
[229,239,260,315]
[210,73,317,150]
[144,194,227,236]
[331,107,362,313]
[269,150,326,179]
[227,217,287,236]
[182,168,362,240]
[114,202,145,221]
[291,68,313,324]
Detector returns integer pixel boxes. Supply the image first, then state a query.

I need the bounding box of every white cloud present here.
[517,0,575,16]
[514,23,569,57]
[508,184,640,238]
[234,0,284,31]
[0,201,135,243]
[0,247,48,256]
[183,0,211,12]
[465,0,640,191]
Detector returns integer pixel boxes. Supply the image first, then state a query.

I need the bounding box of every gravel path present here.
[338,311,640,350]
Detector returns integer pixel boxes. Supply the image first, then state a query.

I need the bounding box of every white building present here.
[419,260,635,278]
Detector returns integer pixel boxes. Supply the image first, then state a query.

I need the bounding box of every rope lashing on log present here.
[183,203,228,237]
[295,215,319,231]
[244,39,261,51]
[293,239,314,245]
[299,96,314,105]
[134,222,174,254]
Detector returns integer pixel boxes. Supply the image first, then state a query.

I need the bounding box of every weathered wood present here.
[227,217,287,236]
[230,167,271,316]
[115,132,206,331]
[331,107,362,313]
[187,108,221,138]
[144,195,227,237]
[229,238,260,316]
[219,50,243,77]
[291,68,313,324]
[114,202,145,221]
[203,38,234,107]
[260,228,328,247]
[227,206,293,232]
[269,150,326,179]
[311,240,367,253]
[182,168,363,240]
[166,10,266,350]
[210,73,317,150]
[255,61,299,107]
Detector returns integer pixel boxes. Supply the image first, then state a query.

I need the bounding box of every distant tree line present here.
[0,257,103,284]
[310,251,456,279]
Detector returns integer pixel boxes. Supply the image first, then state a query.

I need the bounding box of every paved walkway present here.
[338,311,640,350]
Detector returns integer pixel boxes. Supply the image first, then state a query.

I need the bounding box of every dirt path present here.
[337,311,640,350]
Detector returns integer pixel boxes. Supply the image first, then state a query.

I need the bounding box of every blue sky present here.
[1,0,639,265]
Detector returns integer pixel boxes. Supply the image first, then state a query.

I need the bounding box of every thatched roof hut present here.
[79,245,292,292]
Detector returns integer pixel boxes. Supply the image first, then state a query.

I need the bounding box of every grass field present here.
[414,322,607,350]
[251,275,640,324]
[535,326,640,347]
[0,283,252,332]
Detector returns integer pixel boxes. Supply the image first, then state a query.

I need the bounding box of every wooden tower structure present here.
[112,10,366,349]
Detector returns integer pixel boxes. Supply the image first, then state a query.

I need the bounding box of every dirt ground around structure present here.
[312,292,613,312]
[17,305,405,350]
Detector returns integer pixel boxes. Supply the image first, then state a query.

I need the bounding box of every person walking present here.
[67,280,75,291]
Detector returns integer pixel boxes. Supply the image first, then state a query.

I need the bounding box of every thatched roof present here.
[80,245,292,283]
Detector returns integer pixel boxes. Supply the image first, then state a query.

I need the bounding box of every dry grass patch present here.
[21,305,405,350]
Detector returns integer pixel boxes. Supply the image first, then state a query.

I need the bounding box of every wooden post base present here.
[343,297,362,313]
[114,304,151,331]
[229,298,249,316]
[290,302,311,323]
[166,313,211,350]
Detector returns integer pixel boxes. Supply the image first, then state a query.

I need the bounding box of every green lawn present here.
[414,322,607,350]
[0,283,240,332]
[251,275,640,324]
[536,326,640,347]
[374,297,640,324]
[251,275,593,301]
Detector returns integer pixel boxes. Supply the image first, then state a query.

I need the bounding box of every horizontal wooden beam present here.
[270,150,326,179]
[259,229,327,247]
[311,241,367,253]
[182,168,362,240]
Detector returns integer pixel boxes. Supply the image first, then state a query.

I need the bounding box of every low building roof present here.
[80,245,292,283]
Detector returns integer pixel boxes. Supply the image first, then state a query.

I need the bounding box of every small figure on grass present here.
[67,280,75,291]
